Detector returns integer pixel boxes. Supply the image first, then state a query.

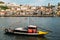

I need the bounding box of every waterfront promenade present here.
[0,14,54,17]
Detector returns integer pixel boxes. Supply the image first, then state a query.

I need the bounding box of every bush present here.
[0,6,9,10]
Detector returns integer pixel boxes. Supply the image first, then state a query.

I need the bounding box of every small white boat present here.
[4,25,48,37]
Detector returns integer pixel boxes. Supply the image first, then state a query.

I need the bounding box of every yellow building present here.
[57,11,60,16]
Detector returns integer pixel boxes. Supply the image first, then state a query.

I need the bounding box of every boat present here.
[4,25,48,37]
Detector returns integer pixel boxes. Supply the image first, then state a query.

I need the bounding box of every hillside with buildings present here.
[0,1,60,17]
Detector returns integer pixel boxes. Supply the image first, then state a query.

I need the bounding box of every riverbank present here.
[0,15,56,17]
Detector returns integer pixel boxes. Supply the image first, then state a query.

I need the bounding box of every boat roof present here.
[15,28,23,30]
[28,25,37,28]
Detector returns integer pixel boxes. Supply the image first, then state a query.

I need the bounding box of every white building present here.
[31,6,36,10]
[20,6,28,10]
[7,3,20,8]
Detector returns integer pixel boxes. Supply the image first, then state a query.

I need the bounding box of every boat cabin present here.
[28,25,37,33]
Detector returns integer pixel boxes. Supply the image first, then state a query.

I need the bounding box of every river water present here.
[0,17,60,40]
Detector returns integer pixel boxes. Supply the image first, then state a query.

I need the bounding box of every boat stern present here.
[38,31,48,35]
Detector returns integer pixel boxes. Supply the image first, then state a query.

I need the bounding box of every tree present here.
[0,1,4,4]
[0,6,9,10]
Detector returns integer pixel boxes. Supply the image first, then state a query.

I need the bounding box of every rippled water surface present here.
[0,17,60,40]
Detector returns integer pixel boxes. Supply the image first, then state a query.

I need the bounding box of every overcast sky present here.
[1,0,60,6]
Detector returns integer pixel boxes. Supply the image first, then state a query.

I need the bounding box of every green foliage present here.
[0,1,4,4]
[0,6,9,10]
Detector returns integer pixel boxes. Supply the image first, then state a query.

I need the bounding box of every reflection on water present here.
[8,35,48,40]
[3,33,48,40]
